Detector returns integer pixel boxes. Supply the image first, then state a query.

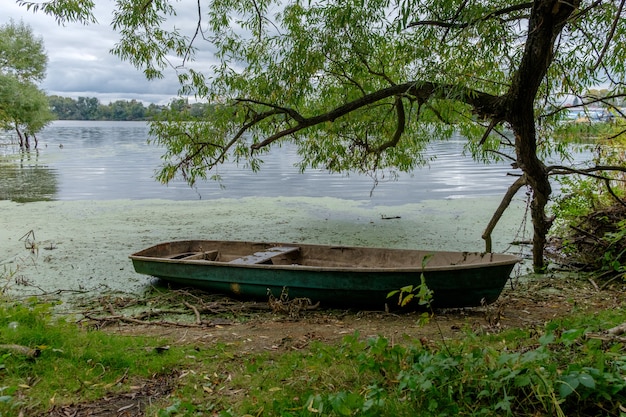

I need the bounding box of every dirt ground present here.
[100,273,624,351]
[45,273,624,417]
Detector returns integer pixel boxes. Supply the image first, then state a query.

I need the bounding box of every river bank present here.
[0,196,530,301]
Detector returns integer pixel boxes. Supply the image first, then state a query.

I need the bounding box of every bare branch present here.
[482,175,528,252]
[182,0,203,65]
[375,96,406,153]
[547,164,626,178]
[478,118,501,146]
[606,127,626,141]
[407,2,532,29]
[592,0,625,71]
[605,178,626,209]
[235,98,306,123]
[547,163,626,208]
[246,81,501,150]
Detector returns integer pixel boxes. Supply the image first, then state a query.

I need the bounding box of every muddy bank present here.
[0,196,530,300]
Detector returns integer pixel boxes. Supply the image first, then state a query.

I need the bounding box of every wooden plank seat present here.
[229,246,300,265]
[167,251,218,261]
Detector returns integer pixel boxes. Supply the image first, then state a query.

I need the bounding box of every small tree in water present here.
[0,19,53,148]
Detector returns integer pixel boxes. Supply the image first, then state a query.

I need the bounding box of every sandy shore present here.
[0,196,530,301]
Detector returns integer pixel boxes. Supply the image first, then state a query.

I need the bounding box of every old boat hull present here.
[129,240,521,309]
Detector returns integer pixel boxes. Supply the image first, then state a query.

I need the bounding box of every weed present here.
[0,295,625,416]
[216,310,626,416]
[549,128,626,280]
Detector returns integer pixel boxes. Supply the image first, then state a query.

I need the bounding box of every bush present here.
[549,124,626,279]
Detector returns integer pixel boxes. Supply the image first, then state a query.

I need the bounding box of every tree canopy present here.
[0,19,53,147]
[22,0,626,270]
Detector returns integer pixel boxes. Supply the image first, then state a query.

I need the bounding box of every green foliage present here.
[549,123,626,276]
[213,311,626,417]
[0,19,46,82]
[16,0,97,25]
[388,255,434,309]
[1,294,625,416]
[0,20,53,138]
[0,297,189,416]
[0,76,53,133]
[46,95,215,121]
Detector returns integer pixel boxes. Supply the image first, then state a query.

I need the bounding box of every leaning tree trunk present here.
[508,110,553,272]
[508,77,556,272]
[515,128,553,272]
[14,125,24,148]
[502,0,578,271]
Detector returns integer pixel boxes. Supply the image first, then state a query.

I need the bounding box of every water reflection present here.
[0,146,58,202]
[0,120,549,205]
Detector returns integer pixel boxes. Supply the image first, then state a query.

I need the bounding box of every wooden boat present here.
[130,240,521,309]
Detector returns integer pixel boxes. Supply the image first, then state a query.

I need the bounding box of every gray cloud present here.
[5,1,210,104]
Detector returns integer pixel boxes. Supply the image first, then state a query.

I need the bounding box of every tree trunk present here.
[511,121,553,272]
[15,124,24,148]
[526,162,552,272]
[503,0,578,271]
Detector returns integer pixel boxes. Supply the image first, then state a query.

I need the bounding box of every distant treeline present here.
[48,96,212,121]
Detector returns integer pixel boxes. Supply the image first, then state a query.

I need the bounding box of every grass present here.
[0,295,625,416]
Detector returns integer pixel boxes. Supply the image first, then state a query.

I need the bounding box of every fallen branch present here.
[586,322,626,342]
[608,322,626,336]
[83,312,225,328]
[0,343,40,358]
[183,301,202,325]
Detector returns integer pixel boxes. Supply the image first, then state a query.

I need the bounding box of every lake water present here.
[0,120,583,204]
[3,121,589,297]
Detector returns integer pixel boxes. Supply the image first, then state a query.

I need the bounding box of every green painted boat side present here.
[129,240,521,309]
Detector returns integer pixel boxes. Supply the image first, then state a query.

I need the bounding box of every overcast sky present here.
[5,1,204,104]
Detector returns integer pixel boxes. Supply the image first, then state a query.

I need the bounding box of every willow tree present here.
[0,19,52,148]
[23,0,626,271]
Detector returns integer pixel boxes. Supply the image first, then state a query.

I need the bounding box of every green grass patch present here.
[0,296,625,416]
[0,298,191,415]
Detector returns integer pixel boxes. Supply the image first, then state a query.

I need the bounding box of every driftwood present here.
[0,344,40,358]
[83,299,237,329]
[79,289,284,329]
[482,176,527,253]
[586,322,626,342]
[608,322,626,336]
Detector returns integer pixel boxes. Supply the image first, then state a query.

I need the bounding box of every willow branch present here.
[172,108,281,173]
[547,164,626,178]
[244,81,501,150]
[407,2,532,29]
[592,0,625,71]
[375,96,406,153]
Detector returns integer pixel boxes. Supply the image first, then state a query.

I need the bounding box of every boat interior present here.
[165,246,300,265]
[132,240,519,269]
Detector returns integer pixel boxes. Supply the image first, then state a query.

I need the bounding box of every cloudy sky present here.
[5,1,206,104]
